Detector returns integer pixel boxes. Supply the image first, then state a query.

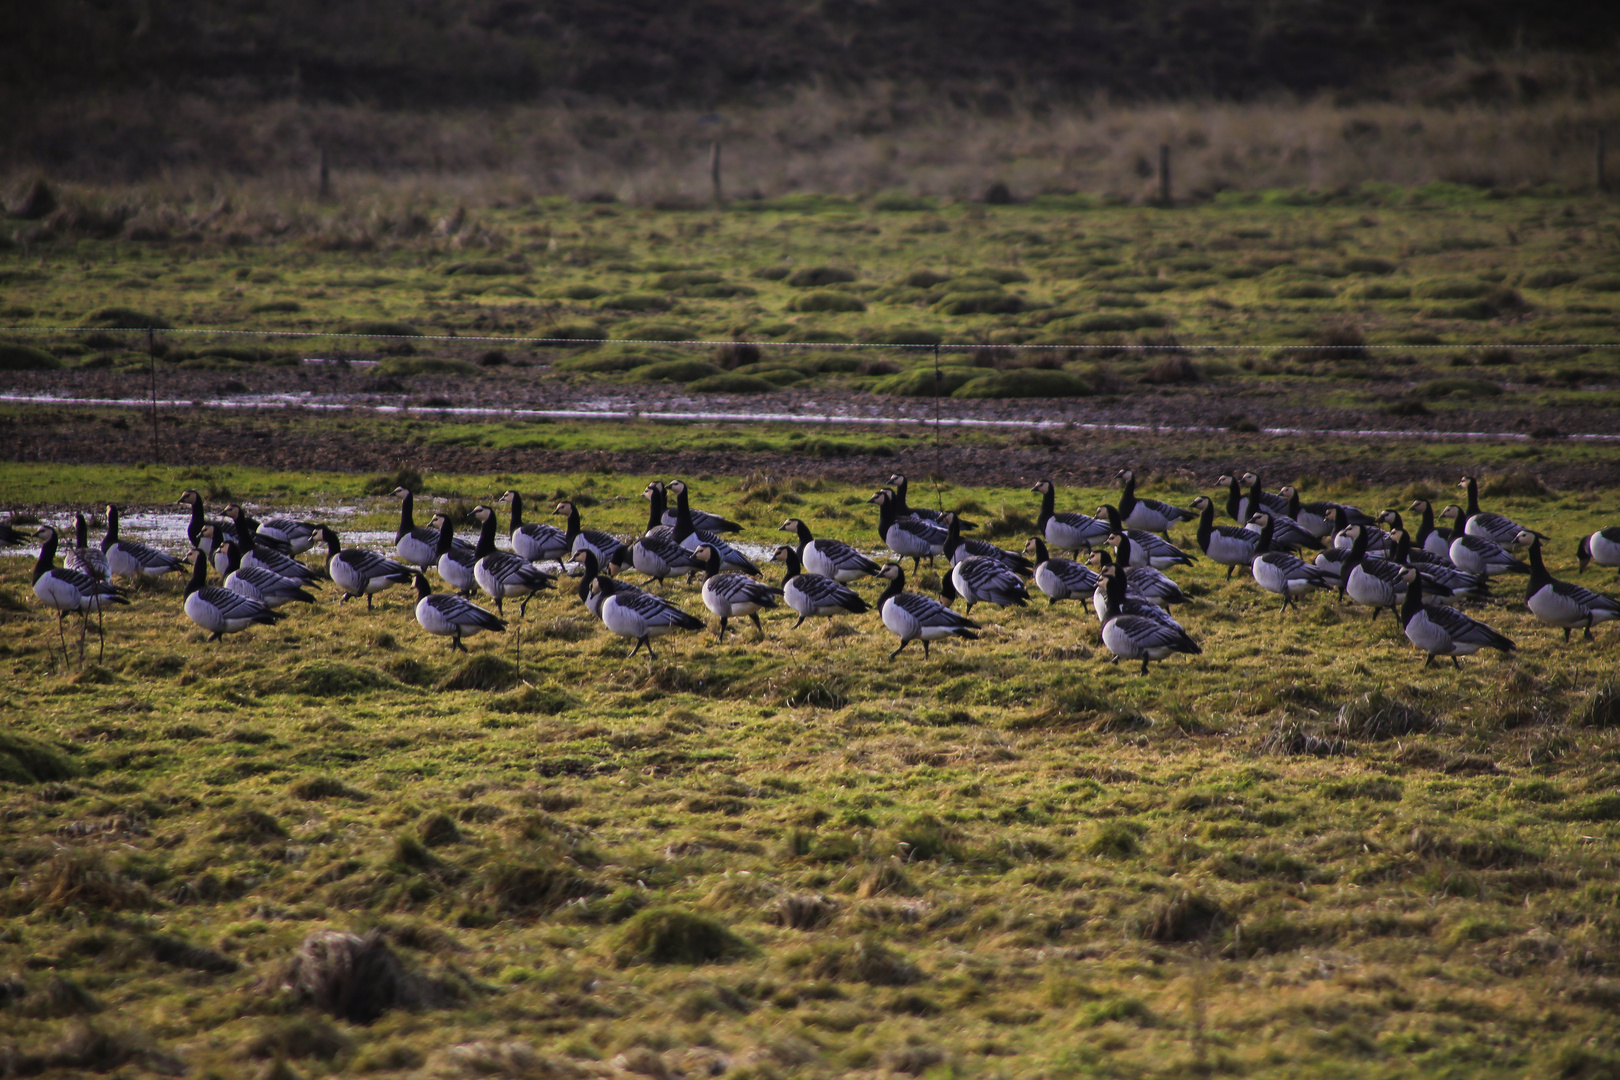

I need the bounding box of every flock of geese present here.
[14,472,1620,674]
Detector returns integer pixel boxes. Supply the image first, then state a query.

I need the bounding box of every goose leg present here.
[921,640,931,659]
[1564,627,1572,643]
[1278,595,1290,613]
[1225,565,1235,581]
[519,595,530,618]
[1452,656,1461,670]
[644,637,657,660]
[96,605,106,663]
[627,637,645,659]
[1370,608,1380,621]
[1140,657,1150,675]
[889,639,909,660]
[750,613,763,636]
[366,593,374,611]
[1423,654,1435,668]
[792,615,806,629]
[57,611,69,664]
[1585,624,1596,643]
[717,617,728,643]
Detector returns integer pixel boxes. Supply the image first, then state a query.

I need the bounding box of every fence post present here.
[319,147,331,200]
[1159,144,1172,206]
[710,140,724,205]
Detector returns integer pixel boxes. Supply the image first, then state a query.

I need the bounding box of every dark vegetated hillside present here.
[5,0,1617,107]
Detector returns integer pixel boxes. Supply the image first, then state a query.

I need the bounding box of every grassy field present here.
[3,456,1620,1078]
[3,186,1620,401]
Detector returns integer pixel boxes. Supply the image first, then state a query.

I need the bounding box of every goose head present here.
[552,501,575,517]
[770,544,797,564]
[641,481,665,500]
[1189,495,1213,512]
[1030,480,1054,495]
[497,489,520,505]
[176,489,203,506]
[1438,504,1462,520]
[876,563,904,584]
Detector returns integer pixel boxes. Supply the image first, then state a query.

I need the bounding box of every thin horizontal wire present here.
[0,325,1615,351]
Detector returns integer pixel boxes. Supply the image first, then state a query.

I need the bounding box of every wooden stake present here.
[710,140,723,205]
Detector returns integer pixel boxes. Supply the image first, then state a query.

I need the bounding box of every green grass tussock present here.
[613,907,750,966]
[0,731,79,783]
[437,655,520,692]
[0,342,62,370]
[954,369,1091,399]
[688,373,777,394]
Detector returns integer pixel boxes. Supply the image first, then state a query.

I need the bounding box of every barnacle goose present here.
[430,513,479,596]
[1215,473,1282,524]
[1459,475,1545,547]
[219,507,323,584]
[1089,553,1183,627]
[1339,524,1412,619]
[183,551,282,641]
[471,506,554,616]
[497,489,571,564]
[590,575,705,659]
[885,473,974,530]
[1096,565,1201,675]
[216,537,316,608]
[1385,529,1491,602]
[1399,568,1513,668]
[870,489,941,571]
[943,552,1030,614]
[1095,507,1195,569]
[693,543,780,641]
[1327,505,1391,555]
[1441,505,1529,577]
[256,514,318,554]
[1030,480,1110,555]
[771,545,869,628]
[1088,548,1186,609]
[666,481,759,574]
[554,500,628,568]
[67,512,110,582]
[177,490,239,554]
[941,513,1032,575]
[1022,536,1100,605]
[662,479,741,534]
[317,525,412,609]
[1407,500,1456,561]
[1578,528,1620,577]
[393,487,472,569]
[1248,513,1332,613]
[33,525,128,661]
[1524,536,1620,642]
[413,572,506,652]
[780,517,880,583]
[1190,495,1259,579]
[632,489,702,583]
[875,563,979,660]
[102,505,187,580]
[219,504,290,553]
[574,549,643,619]
[1116,469,1195,537]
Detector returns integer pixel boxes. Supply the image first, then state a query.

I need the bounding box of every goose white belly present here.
[1101,616,1178,662]
[1345,562,1402,607]
[107,542,176,578]
[1526,585,1594,628]
[1405,609,1481,656]
[35,574,87,613]
[702,575,771,618]
[395,532,439,569]
[514,525,568,563]
[1123,501,1178,533]
[1253,553,1319,597]
[185,587,267,634]
[804,540,873,582]
[882,524,935,561]
[332,553,399,595]
[1205,530,1256,569]
[783,576,852,618]
[602,594,680,640]
[439,552,478,593]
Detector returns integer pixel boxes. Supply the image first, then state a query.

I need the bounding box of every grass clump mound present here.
[1573,681,1620,728]
[555,348,669,373]
[349,320,422,337]
[244,1015,353,1062]
[618,322,697,341]
[1258,718,1348,756]
[1480,470,1550,498]
[804,938,921,985]
[85,307,171,329]
[280,660,401,697]
[281,930,431,1024]
[954,369,1090,399]
[788,266,856,287]
[873,367,979,397]
[489,683,579,715]
[1410,377,1502,401]
[1344,257,1399,275]
[1336,690,1437,740]
[613,906,750,966]
[688,373,777,394]
[291,776,370,801]
[214,808,289,844]
[1275,282,1337,300]
[1524,269,1579,288]
[937,291,1024,315]
[791,290,866,313]
[445,258,527,276]
[634,359,721,383]
[1,850,156,916]
[0,342,62,370]
[1073,311,1170,332]
[483,860,596,915]
[376,356,477,377]
[1138,891,1229,943]
[360,466,423,497]
[0,730,79,783]
[438,655,520,692]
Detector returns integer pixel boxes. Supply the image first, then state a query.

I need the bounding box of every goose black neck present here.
[507,492,524,532]
[1114,531,1135,564]
[475,512,497,558]
[1526,539,1551,591]
[890,476,911,513]
[1117,472,1138,515]
[562,504,582,542]
[320,527,342,561]
[1413,502,1435,542]
[75,513,89,549]
[435,518,455,558]
[1389,529,1411,564]
[1344,525,1370,571]
[874,494,896,537]
[396,491,415,542]
[577,552,599,603]
[942,515,962,558]
[1029,536,1050,564]
[670,488,694,541]
[644,487,665,533]
[1244,475,1263,517]
[413,572,432,600]
[788,519,813,551]
[1452,503,1473,532]
[880,568,905,603]
[1097,504,1122,531]
[228,506,257,548]
[702,546,723,579]
[1100,571,1123,622]
[104,506,120,545]
[779,546,802,582]
[1222,478,1241,521]
[1463,477,1481,515]
[184,499,204,544]
[1400,569,1423,626]
[32,531,57,584]
[1253,515,1275,554]
[1035,485,1055,529]
[1286,488,1302,518]
[185,554,207,598]
[222,541,243,573]
[1195,501,1215,550]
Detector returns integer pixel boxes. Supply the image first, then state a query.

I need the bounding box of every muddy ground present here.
[4,362,1616,489]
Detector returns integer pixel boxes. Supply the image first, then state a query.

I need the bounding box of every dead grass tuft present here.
[280,930,432,1024]
[244,1016,353,1061]
[772,894,839,930]
[438,655,520,692]
[805,938,922,985]
[1259,718,1350,756]
[1336,690,1438,740]
[1,849,157,916]
[1138,891,1230,943]
[1573,682,1620,728]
